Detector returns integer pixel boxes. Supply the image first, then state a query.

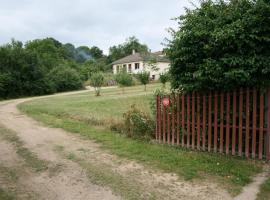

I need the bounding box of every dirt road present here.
[0,91,232,200]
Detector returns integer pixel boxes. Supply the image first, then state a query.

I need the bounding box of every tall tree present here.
[109,36,149,62]
[167,0,270,92]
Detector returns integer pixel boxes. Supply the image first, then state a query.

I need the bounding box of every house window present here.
[123,64,127,72]
[128,64,132,73]
[135,63,140,70]
[152,75,155,80]
[116,65,120,73]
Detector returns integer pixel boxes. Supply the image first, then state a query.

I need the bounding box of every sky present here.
[0,0,192,54]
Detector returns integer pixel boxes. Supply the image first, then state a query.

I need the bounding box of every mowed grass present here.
[19,83,263,195]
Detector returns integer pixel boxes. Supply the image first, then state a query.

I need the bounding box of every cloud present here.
[0,0,191,54]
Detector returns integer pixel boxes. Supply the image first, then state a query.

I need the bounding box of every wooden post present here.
[172,95,175,145]
[197,94,201,150]
[226,92,230,155]
[187,95,190,148]
[266,89,270,161]
[238,88,243,156]
[181,95,185,147]
[252,89,257,159]
[192,92,195,149]
[177,95,180,145]
[232,90,237,155]
[208,92,212,152]
[220,92,224,153]
[203,95,206,150]
[245,88,250,159]
[259,93,264,160]
[214,92,218,152]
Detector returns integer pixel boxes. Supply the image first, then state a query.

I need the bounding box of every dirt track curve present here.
[0,90,233,200]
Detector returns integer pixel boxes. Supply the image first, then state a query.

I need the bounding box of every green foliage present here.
[136,71,150,91]
[109,36,149,62]
[48,65,82,92]
[90,72,104,96]
[115,71,133,93]
[159,72,170,89]
[167,0,270,92]
[123,105,155,140]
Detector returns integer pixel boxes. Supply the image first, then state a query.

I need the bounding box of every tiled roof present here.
[112,52,170,65]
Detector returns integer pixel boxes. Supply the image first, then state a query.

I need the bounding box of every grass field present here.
[19,83,264,195]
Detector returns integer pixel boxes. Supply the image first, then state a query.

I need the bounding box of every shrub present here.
[90,72,104,96]
[115,71,133,93]
[167,0,270,92]
[123,105,155,140]
[159,72,170,89]
[136,71,150,91]
[49,65,82,92]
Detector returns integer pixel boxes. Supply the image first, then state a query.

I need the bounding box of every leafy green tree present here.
[89,46,103,59]
[167,0,270,92]
[48,65,82,92]
[115,71,133,94]
[109,36,149,61]
[159,72,170,89]
[136,71,150,91]
[90,72,104,96]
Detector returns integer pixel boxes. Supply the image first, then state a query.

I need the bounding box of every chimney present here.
[132,49,136,55]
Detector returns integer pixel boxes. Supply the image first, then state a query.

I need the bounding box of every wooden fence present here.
[155,88,270,161]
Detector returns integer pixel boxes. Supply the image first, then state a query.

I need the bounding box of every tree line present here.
[0,36,148,99]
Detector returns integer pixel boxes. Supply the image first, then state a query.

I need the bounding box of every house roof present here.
[112,52,170,65]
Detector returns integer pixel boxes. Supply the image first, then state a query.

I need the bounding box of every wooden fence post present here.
[266,88,270,161]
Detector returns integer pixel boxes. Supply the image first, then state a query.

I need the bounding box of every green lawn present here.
[18,83,263,195]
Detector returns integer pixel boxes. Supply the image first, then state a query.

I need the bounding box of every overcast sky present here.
[0,0,192,54]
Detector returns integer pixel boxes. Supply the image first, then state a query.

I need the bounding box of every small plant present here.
[159,72,170,90]
[136,71,150,91]
[90,72,104,96]
[115,71,133,94]
[123,104,155,140]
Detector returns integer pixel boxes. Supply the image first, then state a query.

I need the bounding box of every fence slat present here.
[252,89,257,159]
[214,92,218,152]
[181,95,185,147]
[232,90,237,155]
[208,92,212,152]
[245,89,250,158]
[172,95,175,145]
[203,95,206,151]
[226,92,230,155]
[177,95,180,145]
[239,88,243,156]
[192,92,196,149]
[266,89,270,161]
[187,95,190,148]
[220,92,224,153]
[156,96,160,141]
[167,96,171,144]
[259,93,264,160]
[197,94,201,150]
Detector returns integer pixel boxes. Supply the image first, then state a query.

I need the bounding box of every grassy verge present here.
[0,125,48,172]
[257,178,270,200]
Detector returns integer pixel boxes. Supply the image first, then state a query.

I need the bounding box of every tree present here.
[159,72,170,90]
[48,65,82,92]
[136,71,150,91]
[109,36,149,61]
[115,71,133,94]
[167,0,270,92]
[89,46,103,59]
[90,72,104,96]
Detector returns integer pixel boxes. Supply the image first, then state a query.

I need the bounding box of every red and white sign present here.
[162,97,170,107]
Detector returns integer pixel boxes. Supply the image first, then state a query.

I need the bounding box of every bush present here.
[123,105,155,140]
[136,71,150,91]
[115,71,133,93]
[159,72,170,89]
[49,65,82,92]
[90,72,104,96]
[167,0,270,92]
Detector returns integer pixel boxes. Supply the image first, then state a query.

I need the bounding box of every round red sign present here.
[162,97,170,107]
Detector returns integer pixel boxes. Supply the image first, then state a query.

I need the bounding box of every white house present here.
[112,50,170,80]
